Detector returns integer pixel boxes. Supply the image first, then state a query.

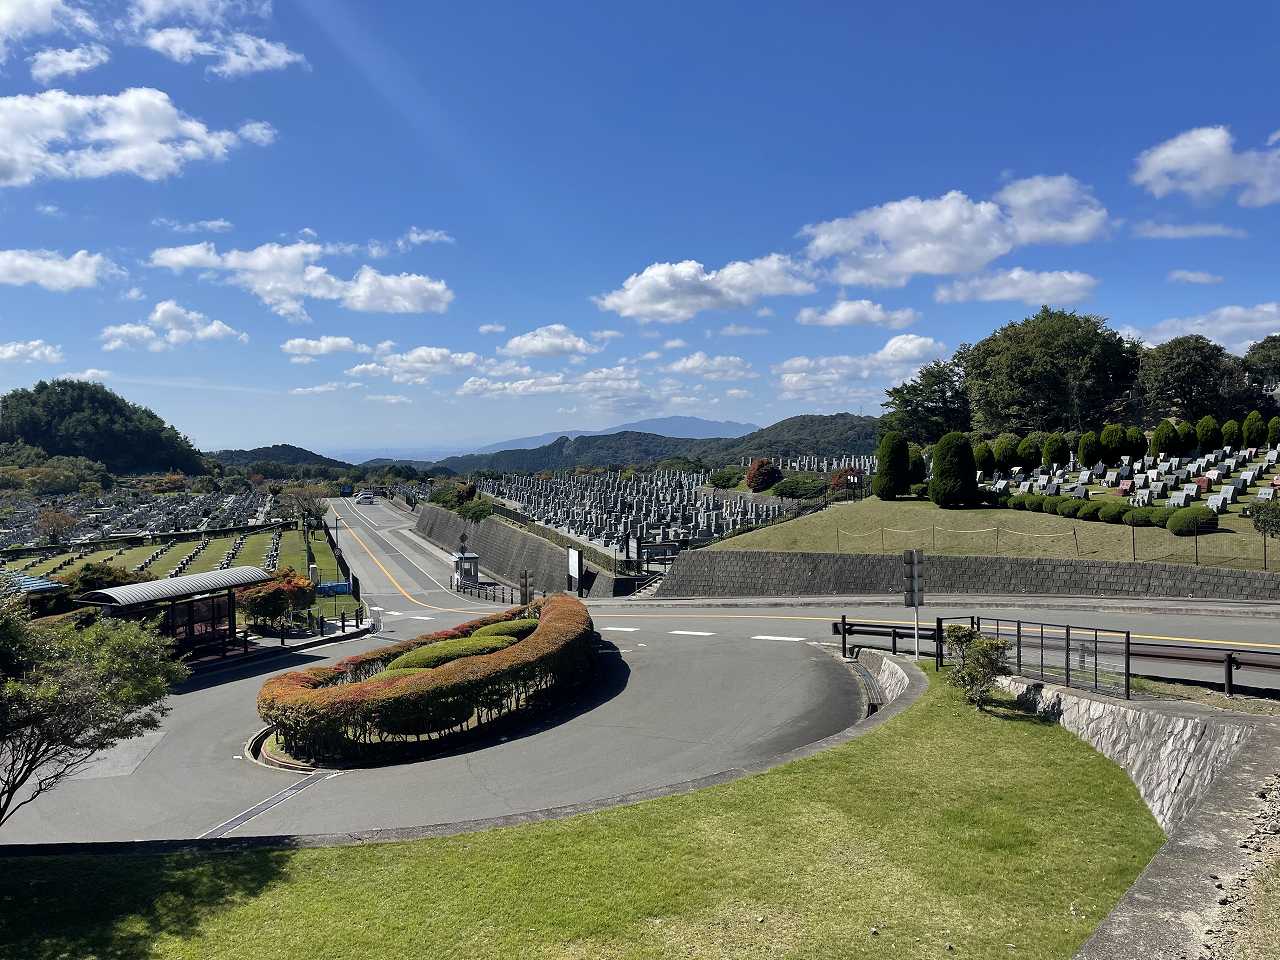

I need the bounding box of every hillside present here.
[207,444,353,468]
[431,413,881,474]
[0,380,205,475]
[471,416,759,453]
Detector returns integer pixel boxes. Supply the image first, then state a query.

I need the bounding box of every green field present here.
[713,492,1277,568]
[0,668,1162,960]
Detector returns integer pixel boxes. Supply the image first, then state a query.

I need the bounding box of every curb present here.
[244,726,320,774]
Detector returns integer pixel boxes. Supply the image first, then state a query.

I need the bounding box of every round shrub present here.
[992,433,1021,474]
[1149,507,1176,528]
[1125,426,1147,460]
[1269,415,1280,448]
[1056,499,1085,517]
[1099,423,1127,464]
[709,466,744,489]
[973,441,995,478]
[1177,420,1197,455]
[1007,493,1027,510]
[1167,506,1219,536]
[1099,500,1130,523]
[1196,415,1221,453]
[1077,431,1101,468]
[1243,410,1267,449]
[1222,418,1242,449]
[473,618,540,639]
[387,633,521,671]
[928,431,978,507]
[872,432,910,500]
[1075,501,1104,521]
[1150,420,1177,459]
[772,475,830,500]
[1022,493,1045,512]
[1016,435,1042,472]
[1040,495,1066,515]
[1041,433,1069,469]
[1122,508,1154,527]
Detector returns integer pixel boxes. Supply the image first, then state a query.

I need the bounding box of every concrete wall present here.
[998,676,1253,831]
[414,503,621,598]
[655,549,1280,602]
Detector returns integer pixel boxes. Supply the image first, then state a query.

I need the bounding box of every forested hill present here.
[430,413,881,473]
[207,444,353,468]
[0,380,205,475]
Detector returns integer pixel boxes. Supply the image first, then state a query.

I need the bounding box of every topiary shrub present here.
[992,433,1021,474]
[1222,418,1242,449]
[1007,493,1027,510]
[973,441,995,478]
[1149,507,1176,528]
[1243,410,1267,449]
[709,466,744,489]
[1016,435,1042,472]
[1126,426,1147,460]
[1022,493,1045,512]
[1099,500,1130,523]
[1196,415,1221,453]
[1177,420,1197,455]
[1150,420,1177,459]
[1099,423,1127,464]
[928,432,978,507]
[1077,431,1101,468]
[772,475,830,500]
[473,618,540,639]
[872,432,910,500]
[1056,499,1085,517]
[908,444,928,485]
[1168,506,1219,536]
[1041,433,1069,469]
[1040,495,1066,515]
[1075,501,1104,521]
[1122,507,1154,527]
[745,458,783,492]
[1269,416,1280,449]
[386,633,522,671]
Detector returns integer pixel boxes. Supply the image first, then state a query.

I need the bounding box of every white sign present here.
[567,547,582,578]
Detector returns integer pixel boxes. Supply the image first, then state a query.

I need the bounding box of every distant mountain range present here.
[428,414,881,474]
[205,444,354,469]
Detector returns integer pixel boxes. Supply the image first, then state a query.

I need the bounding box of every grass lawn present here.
[712,494,1276,569]
[0,668,1163,960]
[1237,859,1280,960]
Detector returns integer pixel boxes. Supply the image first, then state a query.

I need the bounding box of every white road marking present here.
[752,635,807,642]
[637,642,647,647]
[670,630,715,636]
[410,615,436,621]
[602,626,639,632]
[385,610,403,616]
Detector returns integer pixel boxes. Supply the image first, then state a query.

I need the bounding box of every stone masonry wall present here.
[655,549,1280,602]
[875,655,910,705]
[414,503,620,598]
[998,676,1254,830]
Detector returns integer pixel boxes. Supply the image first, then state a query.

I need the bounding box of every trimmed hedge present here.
[1075,501,1104,521]
[1056,499,1085,518]
[1023,493,1045,512]
[1167,506,1220,536]
[386,634,521,671]
[473,618,540,639]
[1099,501,1130,523]
[257,595,596,762]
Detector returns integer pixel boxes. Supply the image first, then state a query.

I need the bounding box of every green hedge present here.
[1099,500,1130,523]
[1075,501,1104,521]
[1055,499,1085,518]
[473,618,540,639]
[386,634,521,671]
[257,596,596,762]
[1167,506,1220,536]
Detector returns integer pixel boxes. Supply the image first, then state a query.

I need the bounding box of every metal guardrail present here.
[832,614,1280,699]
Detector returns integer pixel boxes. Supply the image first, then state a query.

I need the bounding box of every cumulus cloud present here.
[290,381,362,395]
[594,253,815,323]
[58,367,109,381]
[366,393,410,404]
[1132,220,1248,240]
[100,299,247,351]
[397,226,454,251]
[1133,126,1280,207]
[719,323,767,336]
[456,363,667,416]
[795,298,919,328]
[127,0,262,27]
[665,351,756,381]
[153,215,233,233]
[0,248,117,290]
[0,339,64,363]
[477,323,505,334]
[0,88,272,188]
[29,42,109,83]
[1140,302,1280,351]
[1167,269,1223,285]
[725,387,750,399]
[143,27,307,78]
[774,334,947,401]
[499,324,601,358]
[149,240,453,321]
[237,120,276,145]
[0,1,97,63]
[280,335,371,357]
[590,329,622,341]
[801,175,1106,287]
[346,346,478,384]
[934,267,1098,305]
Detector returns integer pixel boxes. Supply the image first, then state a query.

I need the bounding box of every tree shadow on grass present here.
[979,697,1058,726]
[0,848,291,960]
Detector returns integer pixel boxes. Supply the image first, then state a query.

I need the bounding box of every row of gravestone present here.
[735,454,876,475]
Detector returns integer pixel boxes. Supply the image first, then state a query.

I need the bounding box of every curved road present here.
[4,496,1278,846]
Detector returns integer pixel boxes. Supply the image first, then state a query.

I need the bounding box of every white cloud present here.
[143,27,306,79]
[122,286,145,300]
[666,351,756,381]
[1133,125,1280,207]
[236,120,276,145]
[0,1,97,63]
[149,240,453,321]
[725,388,750,399]
[595,253,815,323]
[934,267,1098,305]
[29,42,108,83]
[499,323,600,358]
[0,88,270,188]
[0,339,64,363]
[346,346,478,384]
[153,215,233,233]
[35,202,62,216]
[0,248,116,290]
[58,367,109,381]
[1132,220,1248,240]
[795,298,919,328]
[662,338,687,350]
[457,363,661,416]
[128,0,264,27]
[1167,269,1223,285]
[397,226,454,251]
[281,335,371,357]
[774,334,947,400]
[290,382,342,395]
[802,176,1106,287]
[1141,302,1280,351]
[719,323,767,336]
[101,299,247,352]
[478,323,506,334]
[366,393,410,405]
[590,328,622,341]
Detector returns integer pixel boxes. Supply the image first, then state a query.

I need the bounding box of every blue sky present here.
[0,1,1277,457]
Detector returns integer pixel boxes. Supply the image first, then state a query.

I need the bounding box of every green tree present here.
[1252,500,1280,540]
[1221,418,1242,449]
[1015,435,1041,472]
[872,432,910,501]
[1177,420,1197,455]
[1139,335,1263,422]
[991,433,1021,474]
[1151,420,1178,459]
[1243,410,1267,449]
[1041,433,1069,468]
[881,358,972,444]
[907,444,928,484]
[961,308,1140,434]
[1245,334,1280,387]
[944,624,1008,707]
[1077,431,1101,467]
[928,433,978,508]
[1125,426,1147,460]
[972,441,995,478]
[709,466,743,489]
[1196,415,1221,453]
[1269,416,1280,448]
[0,601,187,827]
[1098,423,1127,464]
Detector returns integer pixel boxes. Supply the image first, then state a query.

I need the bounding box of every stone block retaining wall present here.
[655,549,1280,601]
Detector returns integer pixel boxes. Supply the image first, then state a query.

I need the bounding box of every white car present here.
[355,492,375,504]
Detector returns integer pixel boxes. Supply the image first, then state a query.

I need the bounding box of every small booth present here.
[452,551,480,585]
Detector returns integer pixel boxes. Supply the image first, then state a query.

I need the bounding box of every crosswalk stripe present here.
[669,630,715,636]
[752,635,807,642]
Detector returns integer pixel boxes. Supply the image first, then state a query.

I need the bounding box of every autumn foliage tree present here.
[744,458,783,492]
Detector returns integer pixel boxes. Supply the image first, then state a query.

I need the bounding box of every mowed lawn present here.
[713,494,1274,568]
[0,669,1163,960]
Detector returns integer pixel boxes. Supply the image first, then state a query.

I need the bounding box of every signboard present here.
[316,580,352,597]
[567,547,583,596]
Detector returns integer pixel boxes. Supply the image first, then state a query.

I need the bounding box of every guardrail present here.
[453,578,541,606]
[832,614,1280,699]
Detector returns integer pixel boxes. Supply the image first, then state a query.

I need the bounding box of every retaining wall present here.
[655,549,1280,601]
[414,503,622,598]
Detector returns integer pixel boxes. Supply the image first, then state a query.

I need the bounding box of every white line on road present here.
[410,615,435,621]
[752,635,807,642]
[669,630,715,636]
[602,626,639,632]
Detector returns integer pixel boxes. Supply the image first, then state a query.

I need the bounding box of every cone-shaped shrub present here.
[1243,410,1267,449]
[1077,431,1101,468]
[1151,420,1177,459]
[1041,433,1069,469]
[1222,418,1241,449]
[928,432,977,508]
[1196,415,1221,452]
[872,431,910,500]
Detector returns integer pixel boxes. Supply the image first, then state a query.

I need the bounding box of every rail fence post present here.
[1065,625,1072,688]
[841,614,848,659]
[1123,630,1131,700]
[1016,620,1022,675]
[1224,652,1235,697]
[935,616,944,669]
[891,626,898,656]
[1093,630,1099,692]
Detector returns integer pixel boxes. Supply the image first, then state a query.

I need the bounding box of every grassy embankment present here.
[0,667,1163,960]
